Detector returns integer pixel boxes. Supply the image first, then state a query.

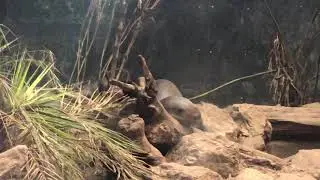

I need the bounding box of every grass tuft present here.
[0,26,151,180]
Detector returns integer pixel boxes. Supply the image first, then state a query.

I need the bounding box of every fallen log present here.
[266,107,320,141]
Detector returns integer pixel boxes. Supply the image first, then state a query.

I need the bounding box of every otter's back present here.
[155,79,183,100]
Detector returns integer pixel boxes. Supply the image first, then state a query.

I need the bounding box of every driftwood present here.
[265,107,320,141]
[110,55,189,155]
[117,114,166,166]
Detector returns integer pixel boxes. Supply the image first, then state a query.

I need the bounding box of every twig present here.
[70,0,107,83]
[313,55,320,101]
[116,0,160,78]
[263,0,282,35]
[311,8,320,24]
[116,26,140,80]
[120,17,142,45]
[103,0,160,80]
[98,0,118,78]
[109,20,124,78]
[189,70,276,100]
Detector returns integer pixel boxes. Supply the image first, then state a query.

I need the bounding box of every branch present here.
[189,70,276,100]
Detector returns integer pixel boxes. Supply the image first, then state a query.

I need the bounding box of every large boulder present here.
[166,132,285,178]
[196,102,239,140]
[285,149,320,178]
[166,132,241,178]
[226,104,279,150]
[286,149,320,169]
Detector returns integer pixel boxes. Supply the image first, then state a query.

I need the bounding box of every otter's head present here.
[160,96,205,130]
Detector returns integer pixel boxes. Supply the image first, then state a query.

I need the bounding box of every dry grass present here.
[266,8,320,106]
[0,24,152,180]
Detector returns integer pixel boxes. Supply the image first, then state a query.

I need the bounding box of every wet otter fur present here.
[155,79,204,130]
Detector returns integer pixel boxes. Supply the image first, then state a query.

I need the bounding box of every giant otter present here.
[160,96,205,130]
[115,78,205,130]
[155,79,183,100]
[154,79,205,130]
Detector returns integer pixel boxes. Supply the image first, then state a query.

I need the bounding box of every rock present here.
[241,135,265,151]
[228,104,290,150]
[166,132,285,178]
[230,104,279,137]
[233,168,273,180]
[302,102,320,108]
[285,149,320,179]
[231,104,320,141]
[266,141,300,158]
[266,107,320,141]
[166,132,241,178]
[226,104,268,150]
[274,173,316,180]
[266,141,320,158]
[234,169,316,180]
[0,145,28,178]
[286,149,320,170]
[151,162,223,180]
[238,144,284,171]
[196,102,239,140]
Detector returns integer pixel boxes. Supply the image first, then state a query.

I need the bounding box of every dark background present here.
[1,0,319,107]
